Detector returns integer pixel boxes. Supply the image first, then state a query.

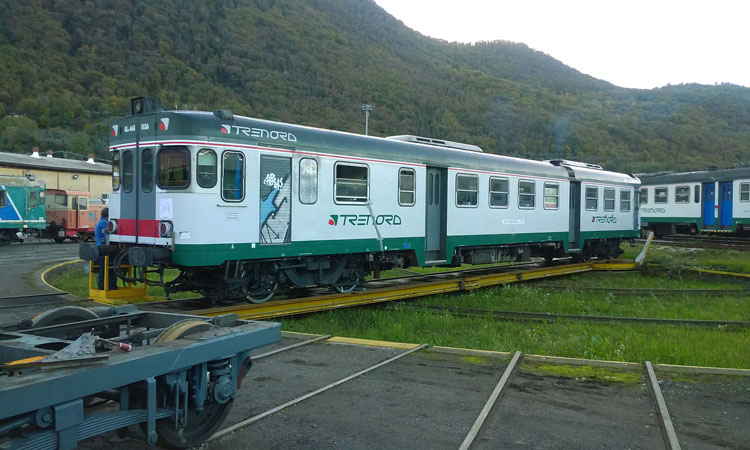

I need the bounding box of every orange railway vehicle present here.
[43,189,106,243]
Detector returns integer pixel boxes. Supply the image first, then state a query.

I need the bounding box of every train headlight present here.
[159,221,173,238]
[107,219,117,234]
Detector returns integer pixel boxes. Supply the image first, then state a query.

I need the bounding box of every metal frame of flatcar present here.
[0,306,280,449]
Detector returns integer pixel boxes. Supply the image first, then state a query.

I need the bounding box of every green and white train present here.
[100,98,640,301]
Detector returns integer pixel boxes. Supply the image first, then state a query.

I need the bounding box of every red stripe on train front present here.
[117,219,160,238]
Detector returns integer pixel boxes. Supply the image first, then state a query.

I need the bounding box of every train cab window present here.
[620,190,631,211]
[398,168,415,206]
[141,148,154,192]
[0,190,5,208]
[28,190,37,208]
[603,188,615,211]
[675,186,690,204]
[518,180,536,209]
[197,149,217,188]
[158,147,190,189]
[112,152,120,191]
[54,193,67,207]
[585,186,598,210]
[543,183,559,209]
[221,151,245,201]
[335,163,368,204]
[640,188,648,205]
[489,177,509,208]
[78,197,88,210]
[71,197,78,210]
[654,187,668,204]
[740,183,750,202]
[694,185,700,203]
[122,150,133,192]
[299,158,318,204]
[456,174,478,207]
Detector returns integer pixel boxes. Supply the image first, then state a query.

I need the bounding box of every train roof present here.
[0,151,111,174]
[110,108,639,186]
[638,167,750,185]
[0,174,45,188]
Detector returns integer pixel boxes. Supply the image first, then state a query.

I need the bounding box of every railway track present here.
[638,233,750,251]
[0,292,74,309]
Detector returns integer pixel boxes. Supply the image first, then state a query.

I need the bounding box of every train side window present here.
[585,186,598,210]
[456,173,478,207]
[434,173,440,205]
[489,177,509,208]
[518,180,535,209]
[141,148,154,193]
[197,149,217,188]
[122,150,133,192]
[335,163,368,204]
[0,190,5,207]
[78,196,88,210]
[28,190,37,208]
[740,183,750,202]
[694,185,700,203]
[398,168,415,206]
[654,187,668,204]
[639,188,648,205]
[221,151,245,202]
[71,197,78,210]
[543,182,559,209]
[675,186,690,203]
[158,147,191,189]
[54,193,67,207]
[620,189,631,211]
[112,152,121,191]
[603,188,615,211]
[299,158,318,204]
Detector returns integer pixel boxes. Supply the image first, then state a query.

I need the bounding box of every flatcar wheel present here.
[28,306,99,328]
[143,320,231,448]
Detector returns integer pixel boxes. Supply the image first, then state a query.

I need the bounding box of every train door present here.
[425,167,447,263]
[702,183,715,228]
[568,181,581,251]
[259,155,292,244]
[119,111,157,243]
[719,181,733,228]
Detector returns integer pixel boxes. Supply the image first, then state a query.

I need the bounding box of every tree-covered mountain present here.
[1,0,749,173]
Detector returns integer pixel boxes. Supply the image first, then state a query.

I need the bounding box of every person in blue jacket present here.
[95,207,117,290]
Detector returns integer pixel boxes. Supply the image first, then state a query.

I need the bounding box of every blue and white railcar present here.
[98,98,639,301]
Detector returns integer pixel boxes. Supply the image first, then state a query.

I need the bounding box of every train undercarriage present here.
[89,237,627,304]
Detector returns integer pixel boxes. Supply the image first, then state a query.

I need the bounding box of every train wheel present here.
[75,234,89,243]
[146,320,234,448]
[53,237,66,243]
[245,282,277,304]
[28,306,99,328]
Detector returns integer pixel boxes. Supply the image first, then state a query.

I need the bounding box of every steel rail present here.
[398,304,750,328]
[184,261,633,320]
[646,361,682,450]
[208,343,429,442]
[522,285,750,296]
[0,292,73,309]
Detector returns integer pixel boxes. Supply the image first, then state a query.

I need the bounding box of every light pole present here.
[361,104,373,135]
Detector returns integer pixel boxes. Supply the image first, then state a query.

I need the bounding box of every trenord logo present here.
[329,214,402,226]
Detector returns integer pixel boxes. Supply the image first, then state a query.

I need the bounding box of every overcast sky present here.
[373,0,750,89]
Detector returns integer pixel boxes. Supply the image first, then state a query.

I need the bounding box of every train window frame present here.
[639,188,648,205]
[122,150,134,193]
[398,168,416,207]
[694,185,700,203]
[197,148,218,189]
[543,182,559,210]
[518,179,536,209]
[675,185,690,204]
[585,186,598,211]
[0,189,5,208]
[221,151,245,202]
[299,158,318,204]
[157,147,191,190]
[112,152,121,191]
[740,183,750,202]
[455,173,479,208]
[603,188,615,211]
[489,177,509,208]
[620,189,631,212]
[141,148,154,193]
[654,187,668,204]
[77,196,88,211]
[28,190,37,208]
[334,162,369,204]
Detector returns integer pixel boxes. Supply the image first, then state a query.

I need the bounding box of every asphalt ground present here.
[1,242,748,449]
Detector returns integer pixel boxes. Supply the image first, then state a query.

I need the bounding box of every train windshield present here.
[158,147,190,189]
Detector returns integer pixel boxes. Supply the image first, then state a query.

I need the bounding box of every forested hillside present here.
[1,0,749,172]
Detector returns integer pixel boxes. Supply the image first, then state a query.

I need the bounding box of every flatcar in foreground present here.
[90,97,640,302]
[639,167,750,235]
[0,175,46,243]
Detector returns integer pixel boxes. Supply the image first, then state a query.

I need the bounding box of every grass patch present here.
[521,362,643,384]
